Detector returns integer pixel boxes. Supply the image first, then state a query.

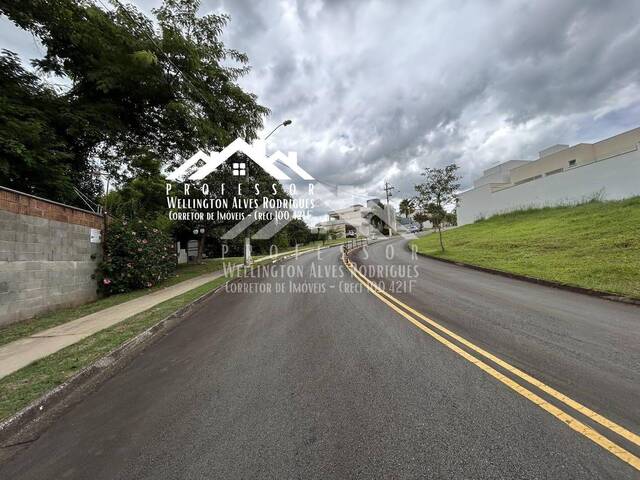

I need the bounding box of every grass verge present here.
[0,275,230,422]
[410,197,640,299]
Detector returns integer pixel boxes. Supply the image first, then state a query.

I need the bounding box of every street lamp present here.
[192,227,205,263]
[264,119,292,140]
[241,119,293,267]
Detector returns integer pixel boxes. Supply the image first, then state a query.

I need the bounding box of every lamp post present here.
[243,119,293,266]
[193,227,205,263]
[264,119,292,140]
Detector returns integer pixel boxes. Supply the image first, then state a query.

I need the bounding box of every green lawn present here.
[410,197,640,299]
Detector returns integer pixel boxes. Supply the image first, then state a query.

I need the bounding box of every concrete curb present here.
[408,246,640,306]
[0,279,234,451]
[0,243,344,453]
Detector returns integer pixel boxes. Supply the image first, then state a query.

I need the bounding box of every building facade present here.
[458,127,640,225]
[316,199,397,237]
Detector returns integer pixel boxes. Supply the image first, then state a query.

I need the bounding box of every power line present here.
[73,186,99,213]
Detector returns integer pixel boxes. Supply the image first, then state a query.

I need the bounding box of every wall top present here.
[0,185,103,229]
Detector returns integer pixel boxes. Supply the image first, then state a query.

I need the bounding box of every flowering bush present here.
[99,219,176,295]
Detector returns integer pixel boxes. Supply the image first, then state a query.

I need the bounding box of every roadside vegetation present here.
[410,197,640,299]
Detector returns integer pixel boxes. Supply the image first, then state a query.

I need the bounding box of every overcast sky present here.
[2,0,640,216]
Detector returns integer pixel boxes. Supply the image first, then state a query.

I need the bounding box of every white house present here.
[457,127,640,225]
[316,199,397,237]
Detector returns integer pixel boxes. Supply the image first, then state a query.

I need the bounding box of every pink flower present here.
[103,278,112,285]
[127,263,133,268]
[142,239,148,244]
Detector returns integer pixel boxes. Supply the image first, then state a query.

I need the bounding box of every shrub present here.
[99,218,176,295]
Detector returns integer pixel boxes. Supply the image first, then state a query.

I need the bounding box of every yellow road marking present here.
[346,258,640,448]
[342,255,640,472]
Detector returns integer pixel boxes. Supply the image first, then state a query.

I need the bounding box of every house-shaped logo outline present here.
[167,138,314,181]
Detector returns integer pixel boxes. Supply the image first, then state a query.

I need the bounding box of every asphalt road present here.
[1,241,638,479]
[351,237,640,439]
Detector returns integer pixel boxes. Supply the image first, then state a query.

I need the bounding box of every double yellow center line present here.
[342,254,640,471]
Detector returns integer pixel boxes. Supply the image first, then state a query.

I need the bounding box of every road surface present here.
[1,240,638,479]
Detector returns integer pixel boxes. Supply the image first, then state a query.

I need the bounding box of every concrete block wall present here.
[0,187,103,326]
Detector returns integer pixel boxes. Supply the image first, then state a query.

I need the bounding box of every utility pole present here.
[381,181,396,237]
[383,181,395,205]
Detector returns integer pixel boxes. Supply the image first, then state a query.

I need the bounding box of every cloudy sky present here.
[2,0,640,216]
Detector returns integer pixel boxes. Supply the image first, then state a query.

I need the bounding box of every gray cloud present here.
[3,0,640,211]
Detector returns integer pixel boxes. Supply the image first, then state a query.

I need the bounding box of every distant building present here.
[316,199,397,237]
[458,127,640,225]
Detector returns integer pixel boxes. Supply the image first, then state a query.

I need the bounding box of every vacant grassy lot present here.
[410,197,640,299]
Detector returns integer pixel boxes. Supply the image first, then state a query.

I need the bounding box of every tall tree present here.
[0,50,101,203]
[0,0,268,204]
[414,164,460,251]
[399,198,415,218]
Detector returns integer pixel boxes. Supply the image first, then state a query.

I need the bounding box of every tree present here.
[0,0,268,204]
[413,210,431,229]
[103,171,169,223]
[399,198,415,218]
[414,164,460,251]
[444,211,457,227]
[0,50,101,204]
[285,218,311,246]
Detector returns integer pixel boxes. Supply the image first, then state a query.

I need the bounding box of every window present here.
[514,175,542,185]
[232,162,246,176]
[568,159,576,167]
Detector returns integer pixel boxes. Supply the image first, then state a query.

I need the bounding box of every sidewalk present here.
[0,244,335,380]
[0,270,228,380]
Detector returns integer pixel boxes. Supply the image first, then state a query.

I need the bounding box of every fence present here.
[344,237,369,250]
[0,186,103,326]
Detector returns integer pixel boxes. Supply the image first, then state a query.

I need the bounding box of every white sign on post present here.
[90,228,102,243]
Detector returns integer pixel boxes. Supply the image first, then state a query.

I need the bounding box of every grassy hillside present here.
[410,197,640,299]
